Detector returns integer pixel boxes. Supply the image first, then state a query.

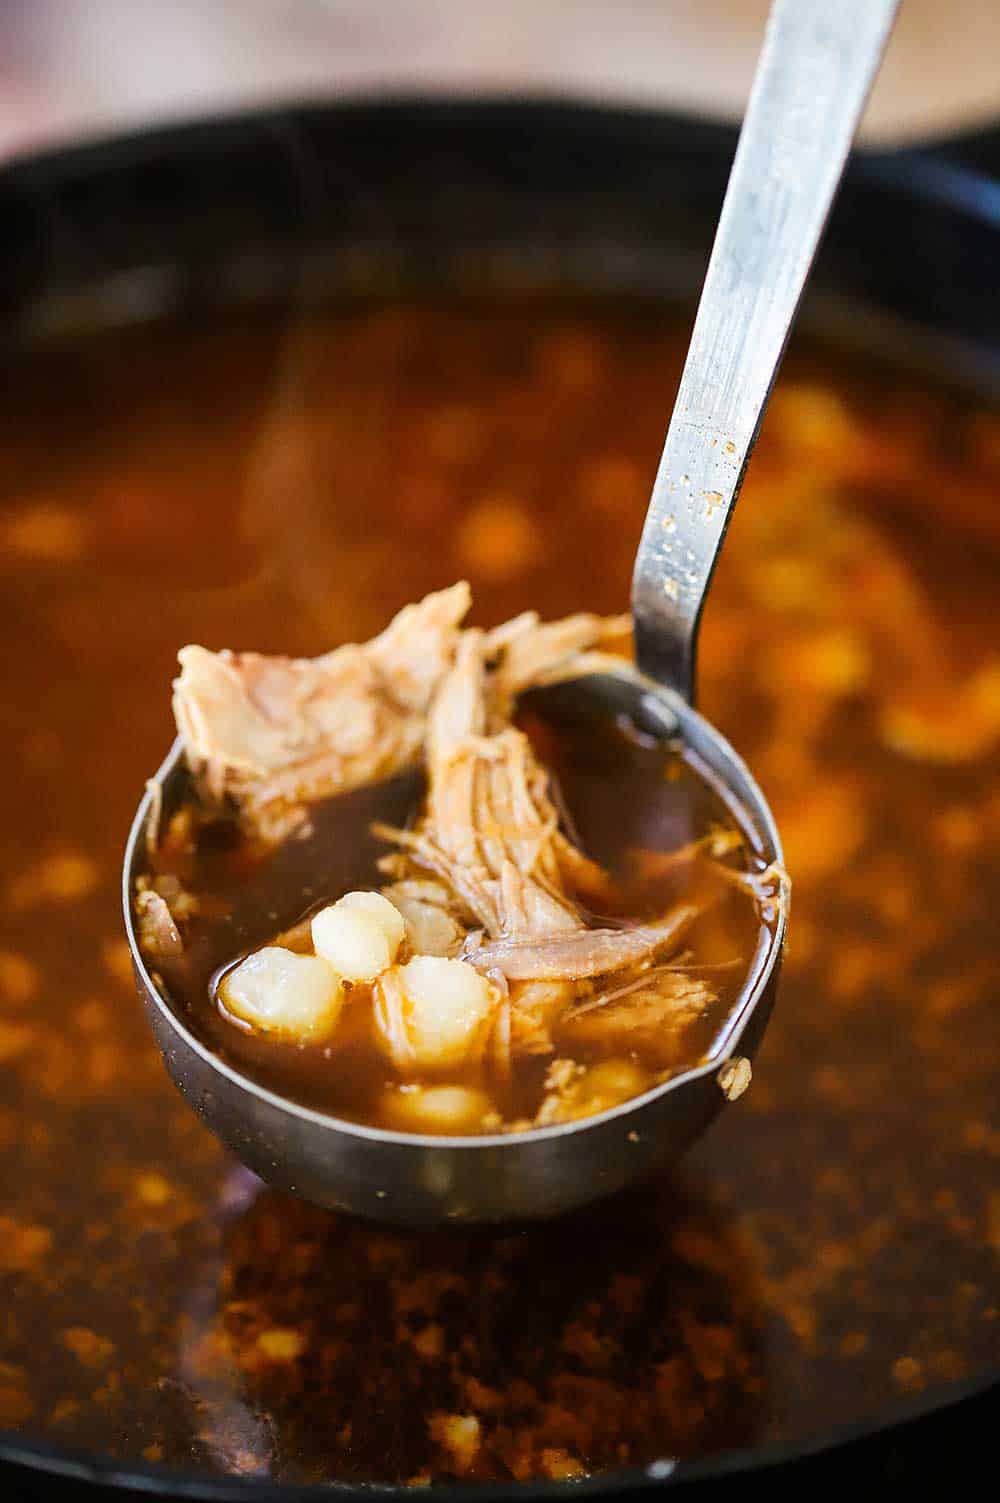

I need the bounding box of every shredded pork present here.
[462,907,698,982]
[169,584,728,1121]
[363,595,715,1083]
[558,971,715,1063]
[173,583,472,840]
[173,584,629,846]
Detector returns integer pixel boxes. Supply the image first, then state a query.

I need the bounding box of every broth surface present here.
[0,301,998,1482]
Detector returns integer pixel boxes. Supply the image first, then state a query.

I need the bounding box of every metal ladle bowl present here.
[124,669,781,1225]
[123,0,897,1224]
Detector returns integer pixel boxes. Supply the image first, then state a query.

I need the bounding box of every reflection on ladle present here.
[175,1165,767,1484]
[123,0,898,1221]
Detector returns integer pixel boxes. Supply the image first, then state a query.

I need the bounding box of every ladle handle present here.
[631,0,899,703]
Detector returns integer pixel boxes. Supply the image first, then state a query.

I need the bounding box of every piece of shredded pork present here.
[461,906,697,982]
[372,618,618,943]
[134,887,183,966]
[173,583,472,840]
[133,877,193,989]
[557,970,715,1064]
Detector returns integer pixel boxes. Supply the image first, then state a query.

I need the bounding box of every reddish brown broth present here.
[0,300,998,1483]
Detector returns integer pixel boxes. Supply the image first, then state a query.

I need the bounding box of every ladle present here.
[123,0,898,1223]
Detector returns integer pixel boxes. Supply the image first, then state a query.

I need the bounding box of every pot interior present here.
[0,102,997,1492]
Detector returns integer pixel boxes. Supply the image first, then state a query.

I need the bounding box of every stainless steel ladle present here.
[123,0,898,1224]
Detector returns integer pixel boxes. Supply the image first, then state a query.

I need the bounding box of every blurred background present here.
[1,0,998,162]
